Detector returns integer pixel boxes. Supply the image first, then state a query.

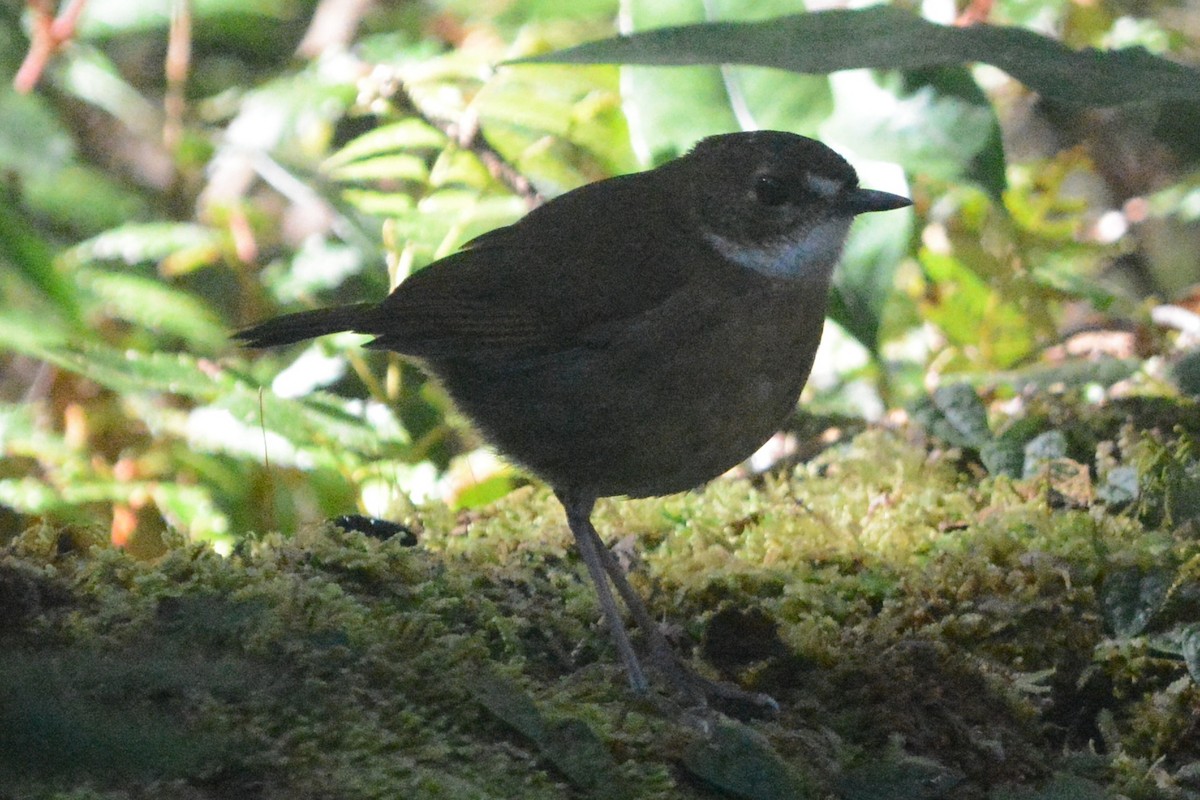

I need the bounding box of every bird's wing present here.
[364,173,694,358]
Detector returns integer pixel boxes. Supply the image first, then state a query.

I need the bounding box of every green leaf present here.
[0,404,76,464]
[326,154,430,183]
[1022,430,1069,478]
[911,383,994,453]
[831,192,912,353]
[0,201,81,326]
[822,68,1004,196]
[1101,567,1173,639]
[906,68,1005,197]
[217,388,411,462]
[990,772,1110,800]
[475,62,635,193]
[538,717,626,799]
[934,384,992,450]
[0,475,155,509]
[152,482,231,542]
[429,149,494,190]
[472,670,628,798]
[1183,624,1200,685]
[452,472,519,510]
[383,193,527,261]
[339,189,417,217]
[515,7,1200,108]
[837,753,964,800]
[682,720,817,800]
[617,0,742,162]
[614,0,829,163]
[65,223,223,273]
[34,344,227,401]
[27,165,148,233]
[1173,348,1200,397]
[324,119,446,168]
[919,249,1035,368]
[0,466,230,544]
[76,268,228,351]
[0,335,410,471]
[0,308,71,357]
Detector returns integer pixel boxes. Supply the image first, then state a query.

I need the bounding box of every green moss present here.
[4,418,1200,798]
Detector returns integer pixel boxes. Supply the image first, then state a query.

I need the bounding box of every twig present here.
[14,0,89,94]
[295,0,373,59]
[163,0,191,152]
[449,105,542,208]
[389,80,542,208]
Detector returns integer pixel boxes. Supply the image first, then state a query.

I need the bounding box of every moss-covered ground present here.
[3,393,1199,799]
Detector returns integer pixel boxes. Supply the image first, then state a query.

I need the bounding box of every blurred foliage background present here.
[1,0,1198,553]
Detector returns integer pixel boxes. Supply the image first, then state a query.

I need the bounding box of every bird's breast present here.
[431,276,829,499]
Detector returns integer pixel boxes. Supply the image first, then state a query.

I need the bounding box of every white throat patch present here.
[705,217,852,281]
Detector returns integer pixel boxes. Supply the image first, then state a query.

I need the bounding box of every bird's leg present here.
[584,523,779,713]
[559,491,649,694]
[558,490,778,713]
[582,525,682,673]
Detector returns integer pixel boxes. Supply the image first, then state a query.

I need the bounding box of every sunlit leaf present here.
[384,193,527,260]
[7,338,410,470]
[339,189,418,217]
[326,154,430,183]
[152,480,231,541]
[0,404,75,463]
[324,119,446,168]
[429,150,494,190]
[919,250,1035,368]
[77,268,228,351]
[476,63,635,192]
[66,223,224,271]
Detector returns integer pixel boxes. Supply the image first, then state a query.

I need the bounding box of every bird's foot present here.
[641,634,779,719]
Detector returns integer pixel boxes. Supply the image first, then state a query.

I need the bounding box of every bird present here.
[236,130,911,706]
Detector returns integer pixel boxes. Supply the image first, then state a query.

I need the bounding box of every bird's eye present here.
[754,175,789,206]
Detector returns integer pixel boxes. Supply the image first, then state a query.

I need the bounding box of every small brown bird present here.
[236,131,910,705]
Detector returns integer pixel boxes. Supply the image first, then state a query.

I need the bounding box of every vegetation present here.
[1,0,1199,797]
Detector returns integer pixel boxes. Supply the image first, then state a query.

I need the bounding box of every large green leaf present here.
[516,7,1200,108]
[616,0,831,164]
[617,0,748,163]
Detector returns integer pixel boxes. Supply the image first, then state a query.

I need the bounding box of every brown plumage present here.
[237,131,910,704]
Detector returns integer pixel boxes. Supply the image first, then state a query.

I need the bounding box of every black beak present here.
[840,187,912,215]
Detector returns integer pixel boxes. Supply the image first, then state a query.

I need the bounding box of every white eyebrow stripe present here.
[805,174,843,198]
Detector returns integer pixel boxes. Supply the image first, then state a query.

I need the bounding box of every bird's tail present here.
[234,302,379,348]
